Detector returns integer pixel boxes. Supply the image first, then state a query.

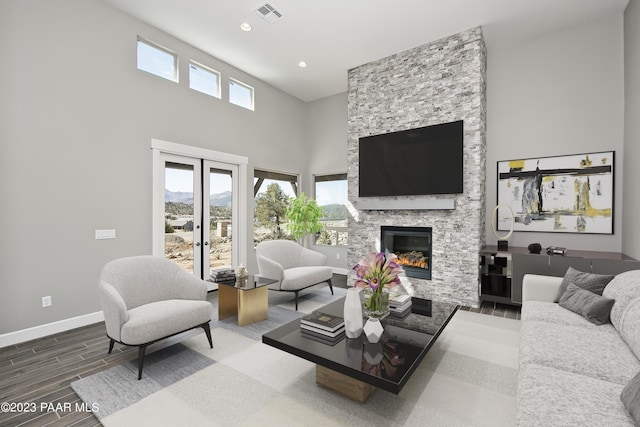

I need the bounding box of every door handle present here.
[196,242,201,247]
[204,242,209,246]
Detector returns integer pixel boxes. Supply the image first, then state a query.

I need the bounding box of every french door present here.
[152,140,248,290]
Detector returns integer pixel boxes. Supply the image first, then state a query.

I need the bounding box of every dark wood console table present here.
[479,245,640,306]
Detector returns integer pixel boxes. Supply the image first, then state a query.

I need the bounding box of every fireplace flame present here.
[396,251,429,270]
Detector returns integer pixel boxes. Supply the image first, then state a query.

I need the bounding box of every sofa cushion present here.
[517,363,635,427]
[280,266,332,291]
[519,320,640,385]
[559,283,615,325]
[521,300,603,329]
[621,370,640,424]
[617,297,640,361]
[121,300,212,344]
[557,267,614,301]
[603,270,640,330]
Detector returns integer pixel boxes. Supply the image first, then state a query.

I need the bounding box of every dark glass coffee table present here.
[262,297,458,402]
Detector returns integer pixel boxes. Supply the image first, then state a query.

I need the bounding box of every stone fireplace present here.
[347,27,486,307]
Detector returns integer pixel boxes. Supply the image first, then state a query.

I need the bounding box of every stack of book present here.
[210,267,236,283]
[389,293,412,318]
[300,311,345,345]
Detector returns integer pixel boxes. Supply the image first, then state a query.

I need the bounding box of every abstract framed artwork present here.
[497,151,614,234]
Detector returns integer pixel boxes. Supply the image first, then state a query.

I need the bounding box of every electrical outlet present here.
[336,253,340,259]
[95,229,116,240]
[42,296,52,308]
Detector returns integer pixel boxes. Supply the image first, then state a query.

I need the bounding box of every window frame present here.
[136,36,178,82]
[189,60,221,99]
[253,168,300,242]
[229,78,255,111]
[314,173,348,247]
[254,169,299,197]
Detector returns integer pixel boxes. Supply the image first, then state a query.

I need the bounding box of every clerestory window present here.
[136,37,177,82]
[229,78,254,110]
[189,61,221,98]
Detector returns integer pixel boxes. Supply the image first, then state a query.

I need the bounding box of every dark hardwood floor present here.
[1,274,519,426]
[0,322,137,426]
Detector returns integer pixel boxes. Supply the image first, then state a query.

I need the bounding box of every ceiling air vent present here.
[255,3,283,23]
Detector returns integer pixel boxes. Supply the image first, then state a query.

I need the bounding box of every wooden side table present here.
[216,275,277,326]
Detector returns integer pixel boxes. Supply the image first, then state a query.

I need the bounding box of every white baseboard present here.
[0,311,104,348]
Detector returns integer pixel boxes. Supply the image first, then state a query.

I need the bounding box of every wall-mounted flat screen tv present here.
[358,120,464,197]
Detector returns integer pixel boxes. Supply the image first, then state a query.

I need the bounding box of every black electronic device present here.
[528,243,542,254]
[546,246,567,256]
[358,120,464,197]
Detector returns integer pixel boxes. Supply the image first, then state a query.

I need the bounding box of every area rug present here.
[72,296,520,427]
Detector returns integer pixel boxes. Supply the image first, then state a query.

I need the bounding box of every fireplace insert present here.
[380,226,432,280]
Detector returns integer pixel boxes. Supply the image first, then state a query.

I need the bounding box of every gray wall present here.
[623,0,640,259]
[0,0,309,335]
[305,93,349,270]
[485,15,626,252]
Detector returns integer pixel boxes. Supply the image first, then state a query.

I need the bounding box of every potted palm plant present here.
[286,192,325,245]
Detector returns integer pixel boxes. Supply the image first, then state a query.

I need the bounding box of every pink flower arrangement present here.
[353,251,403,292]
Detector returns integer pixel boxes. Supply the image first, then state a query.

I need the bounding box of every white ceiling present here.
[100,0,628,102]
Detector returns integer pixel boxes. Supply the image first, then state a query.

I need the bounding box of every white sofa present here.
[255,240,333,310]
[517,270,640,426]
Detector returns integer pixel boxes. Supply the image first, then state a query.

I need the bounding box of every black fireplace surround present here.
[380,226,432,280]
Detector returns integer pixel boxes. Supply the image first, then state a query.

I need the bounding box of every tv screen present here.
[358,120,463,197]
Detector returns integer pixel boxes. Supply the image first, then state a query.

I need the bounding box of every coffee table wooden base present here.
[315,365,376,403]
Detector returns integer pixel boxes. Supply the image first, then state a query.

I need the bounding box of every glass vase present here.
[362,287,390,319]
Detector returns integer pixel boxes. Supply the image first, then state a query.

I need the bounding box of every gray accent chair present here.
[255,240,333,310]
[98,256,213,379]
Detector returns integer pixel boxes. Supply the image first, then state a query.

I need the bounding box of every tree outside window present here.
[253,169,298,243]
[255,183,289,239]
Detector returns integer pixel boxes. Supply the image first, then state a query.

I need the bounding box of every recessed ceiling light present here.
[240,22,252,32]
[298,61,307,68]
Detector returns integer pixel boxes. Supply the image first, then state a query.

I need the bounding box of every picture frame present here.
[496,151,614,234]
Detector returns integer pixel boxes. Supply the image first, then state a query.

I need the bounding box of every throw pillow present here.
[558,283,615,325]
[556,267,614,301]
[621,370,640,424]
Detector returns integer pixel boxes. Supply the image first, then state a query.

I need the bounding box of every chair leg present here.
[294,291,299,311]
[328,278,334,295]
[108,339,115,354]
[137,345,147,380]
[201,322,213,348]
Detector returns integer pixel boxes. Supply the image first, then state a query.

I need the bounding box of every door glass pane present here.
[164,162,195,273]
[209,168,233,273]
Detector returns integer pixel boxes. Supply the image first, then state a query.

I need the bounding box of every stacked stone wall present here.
[347,27,487,306]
